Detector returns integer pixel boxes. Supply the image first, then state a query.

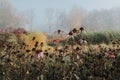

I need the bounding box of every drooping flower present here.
[57,29,61,34]
[69,31,73,35]
[72,28,77,33]
[80,27,84,31]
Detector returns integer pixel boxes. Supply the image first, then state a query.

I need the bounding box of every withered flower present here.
[69,31,73,35]
[17,50,20,53]
[32,48,36,51]
[40,42,44,47]
[7,45,12,49]
[35,41,39,45]
[76,47,80,51]
[44,52,49,56]
[49,54,53,58]
[61,60,65,63]
[31,55,34,58]
[65,45,69,49]
[72,28,77,33]
[32,36,36,41]
[57,29,61,34]
[22,42,26,46]
[16,53,24,58]
[26,49,31,53]
[32,63,37,68]
[13,52,17,54]
[112,41,116,45]
[5,58,12,63]
[48,48,51,50]
[80,27,84,31]
[0,55,6,59]
[22,42,25,45]
[117,45,119,48]
[59,49,63,53]
[34,44,38,47]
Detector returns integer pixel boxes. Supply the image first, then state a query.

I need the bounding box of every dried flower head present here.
[80,27,84,31]
[57,29,61,34]
[32,48,36,51]
[40,42,44,47]
[72,28,77,33]
[34,44,38,47]
[35,41,39,45]
[22,42,26,46]
[69,31,73,35]
[17,54,24,58]
[32,63,37,68]
[26,49,31,53]
[61,60,65,63]
[76,47,80,51]
[17,50,20,53]
[44,52,49,56]
[5,58,11,63]
[32,36,36,41]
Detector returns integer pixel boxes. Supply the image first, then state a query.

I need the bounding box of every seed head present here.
[80,27,84,31]
[32,48,36,51]
[32,36,36,41]
[69,31,73,35]
[72,28,77,33]
[57,29,61,34]
[17,54,24,58]
[26,49,31,53]
[5,58,11,63]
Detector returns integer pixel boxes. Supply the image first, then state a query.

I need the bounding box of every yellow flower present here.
[20,32,54,53]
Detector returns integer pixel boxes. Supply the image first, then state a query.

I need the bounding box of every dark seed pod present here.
[80,27,84,31]
[26,49,31,53]
[32,48,36,51]
[32,36,36,40]
[44,52,49,56]
[5,58,11,63]
[61,60,65,63]
[35,41,39,45]
[22,42,26,46]
[32,63,37,68]
[69,31,73,35]
[72,28,77,33]
[76,47,80,51]
[17,50,20,53]
[17,54,24,58]
[34,44,38,47]
[57,29,61,34]
[40,42,44,47]
[112,41,116,44]
[49,54,53,58]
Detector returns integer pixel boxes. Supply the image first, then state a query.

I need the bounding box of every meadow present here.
[0,27,120,80]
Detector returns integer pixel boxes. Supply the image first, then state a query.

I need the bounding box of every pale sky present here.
[10,0,120,32]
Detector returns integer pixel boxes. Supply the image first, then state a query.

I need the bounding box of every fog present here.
[44,7,120,33]
[0,0,120,33]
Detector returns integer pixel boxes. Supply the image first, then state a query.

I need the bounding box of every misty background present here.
[0,0,120,33]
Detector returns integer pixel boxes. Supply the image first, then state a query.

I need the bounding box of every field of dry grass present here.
[0,27,120,80]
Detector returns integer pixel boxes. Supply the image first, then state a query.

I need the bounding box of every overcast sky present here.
[11,0,120,32]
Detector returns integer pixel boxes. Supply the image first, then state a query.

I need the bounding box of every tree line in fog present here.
[0,0,120,32]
